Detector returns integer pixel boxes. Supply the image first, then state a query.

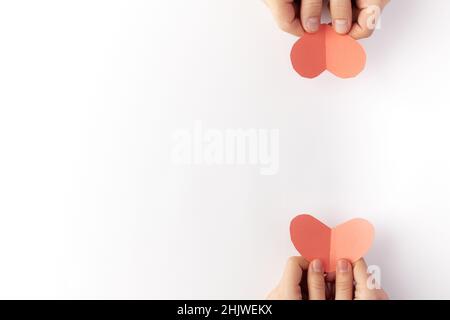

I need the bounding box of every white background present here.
[0,0,449,299]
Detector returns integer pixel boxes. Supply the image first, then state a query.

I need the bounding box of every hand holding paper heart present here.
[267,256,389,300]
[265,0,390,40]
[290,24,366,79]
[289,214,374,272]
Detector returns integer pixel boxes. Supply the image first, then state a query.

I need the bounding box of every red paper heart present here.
[290,24,366,79]
[290,214,374,272]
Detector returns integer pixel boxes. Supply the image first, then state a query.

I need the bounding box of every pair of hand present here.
[268,257,388,300]
[265,0,390,39]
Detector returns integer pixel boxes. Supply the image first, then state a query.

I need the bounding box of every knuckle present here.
[336,285,353,296]
[335,278,351,287]
[331,1,352,14]
[333,2,350,10]
[309,279,325,291]
[303,1,322,12]
[335,271,353,291]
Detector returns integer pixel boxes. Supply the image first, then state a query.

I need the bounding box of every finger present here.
[335,260,354,300]
[353,258,376,300]
[300,0,323,33]
[330,0,352,34]
[349,8,376,39]
[265,0,304,37]
[307,259,326,300]
[278,256,309,300]
[353,258,389,300]
[349,0,390,39]
[353,258,370,288]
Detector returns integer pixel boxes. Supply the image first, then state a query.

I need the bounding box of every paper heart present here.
[290,24,366,79]
[290,214,374,272]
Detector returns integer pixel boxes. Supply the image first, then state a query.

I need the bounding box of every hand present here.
[264,0,390,39]
[267,256,389,300]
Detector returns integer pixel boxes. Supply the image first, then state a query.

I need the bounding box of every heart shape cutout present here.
[290,24,366,79]
[290,214,374,272]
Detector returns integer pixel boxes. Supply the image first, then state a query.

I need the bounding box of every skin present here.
[264,0,391,39]
[267,256,389,300]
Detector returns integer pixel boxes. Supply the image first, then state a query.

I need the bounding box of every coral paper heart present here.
[290,214,374,272]
[290,24,366,79]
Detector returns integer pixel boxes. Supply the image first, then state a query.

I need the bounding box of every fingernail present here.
[306,17,320,33]
[337,260,350,273]
[334,19,349,34]
[312,259,323,273]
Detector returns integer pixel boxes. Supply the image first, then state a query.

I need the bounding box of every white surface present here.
[0,0,449,299]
